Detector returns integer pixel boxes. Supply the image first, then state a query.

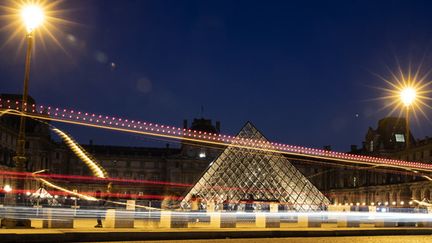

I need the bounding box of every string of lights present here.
[1,99,432,172]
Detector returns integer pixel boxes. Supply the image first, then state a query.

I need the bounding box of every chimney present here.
[183,119,188,129]
[216,121,221,133]
[350,145,357,152]
[89,139,93,146]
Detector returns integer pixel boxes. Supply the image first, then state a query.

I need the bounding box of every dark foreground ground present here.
[89,236,432,243]
[2,228,432,242]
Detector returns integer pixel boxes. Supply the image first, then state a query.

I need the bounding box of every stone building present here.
[0,94,60,192]
[325,117,432,206]
[0,94,221,203]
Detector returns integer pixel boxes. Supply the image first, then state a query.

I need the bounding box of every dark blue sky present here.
[2,0,432,151]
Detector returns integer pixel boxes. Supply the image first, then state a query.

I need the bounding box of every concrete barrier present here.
[209,212,221,228]
[104,209,134,228]
[43,208,73,228]
[255,213,266,228]
[159,211,171,228]
[220,212,236,228]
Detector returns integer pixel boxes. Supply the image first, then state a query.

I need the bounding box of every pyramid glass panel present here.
[181,122,330,211]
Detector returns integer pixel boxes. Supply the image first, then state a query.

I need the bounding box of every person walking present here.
[95,190,104,228]
[0,186,5,206]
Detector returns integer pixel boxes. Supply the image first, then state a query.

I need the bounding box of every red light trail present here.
[1,99,432,173]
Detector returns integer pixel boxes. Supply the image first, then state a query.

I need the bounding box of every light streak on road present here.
[0,172,327,199]
[1,206,432,225]
[1,101,432,173]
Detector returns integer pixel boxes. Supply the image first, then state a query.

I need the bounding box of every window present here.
[370,141,374,152]
[395,134,405,142]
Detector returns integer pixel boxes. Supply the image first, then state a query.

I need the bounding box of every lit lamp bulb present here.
[21,5,44,33]
[400,87,417,107]
[3,185,12,193]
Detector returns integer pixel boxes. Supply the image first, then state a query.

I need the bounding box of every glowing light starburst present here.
[0,0,73,53]
[21,4,44,33]
[400,87,417,107]
[372,64,432,123]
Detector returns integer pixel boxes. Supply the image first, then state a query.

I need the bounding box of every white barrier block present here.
[255,213,266,228]
[298,214,308,227]
[159,211,171,228]
[104,209,116,228]
[210,212,221,228]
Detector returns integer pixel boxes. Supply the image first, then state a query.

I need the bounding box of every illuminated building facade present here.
[1,94,431,208]
[325,117,432,206]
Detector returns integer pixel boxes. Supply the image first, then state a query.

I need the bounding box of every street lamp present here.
[3,185,12,193]
[1,3,44,228]
[400,87,417,150]
[13,4,44,205]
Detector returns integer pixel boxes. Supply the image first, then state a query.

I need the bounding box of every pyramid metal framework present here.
[181,122,330,211]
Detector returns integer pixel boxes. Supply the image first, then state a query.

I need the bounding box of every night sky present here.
[2,0,432,151]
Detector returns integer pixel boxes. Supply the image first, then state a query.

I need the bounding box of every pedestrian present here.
[0,186,5,225]
[223,197,230,211]
[190,194,200,223]
[0,186,5,206]
[95,190,104,228]
[190,194,199,211]
[245,194,254,212]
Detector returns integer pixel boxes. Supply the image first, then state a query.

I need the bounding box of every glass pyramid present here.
[181,122,330,211]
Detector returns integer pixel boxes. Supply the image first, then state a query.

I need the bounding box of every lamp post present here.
[13,4,44,205]
[1,5,44,228]
[400,87,416,150]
